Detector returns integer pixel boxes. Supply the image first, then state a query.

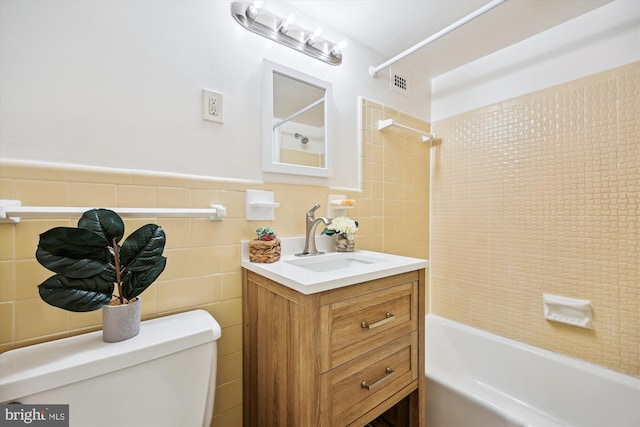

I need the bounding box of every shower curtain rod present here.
[369,0,507,77]
[273,98,324,130]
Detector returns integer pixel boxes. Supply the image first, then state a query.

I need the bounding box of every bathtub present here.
[425,314,640,427]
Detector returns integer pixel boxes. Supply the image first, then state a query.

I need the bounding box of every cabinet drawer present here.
[322,281,417,369]
[321,332,418,426]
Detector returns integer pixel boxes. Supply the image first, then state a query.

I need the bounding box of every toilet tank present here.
[0,310,221,427]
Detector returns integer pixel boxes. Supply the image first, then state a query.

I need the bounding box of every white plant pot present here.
[102,297,141,343]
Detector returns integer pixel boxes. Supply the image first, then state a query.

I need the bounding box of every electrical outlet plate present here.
[202,89,223,123]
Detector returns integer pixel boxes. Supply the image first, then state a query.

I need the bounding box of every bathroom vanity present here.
[241,238,427,426]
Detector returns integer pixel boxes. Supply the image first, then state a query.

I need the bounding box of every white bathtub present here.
[425,314,640,427]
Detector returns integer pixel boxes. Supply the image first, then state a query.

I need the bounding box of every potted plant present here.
[248,226,280,263]
[35,208,167,342]
[322,216,358,252]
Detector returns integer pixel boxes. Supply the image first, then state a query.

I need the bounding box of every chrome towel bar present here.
[0,199,227,224]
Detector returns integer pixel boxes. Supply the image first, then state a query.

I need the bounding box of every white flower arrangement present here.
[322,216,358,238]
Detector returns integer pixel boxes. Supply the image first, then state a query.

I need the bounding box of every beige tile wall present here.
[0,98,430,426]
[280,148,325,168]
[360,99,431,259]
[431,62,639,377]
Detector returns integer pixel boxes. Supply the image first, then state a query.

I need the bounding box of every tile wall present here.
[0,98,430,425]
[280,148,325,168]
[431,62,639,376]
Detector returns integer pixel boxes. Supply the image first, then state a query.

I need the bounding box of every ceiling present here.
[281,0,613,78]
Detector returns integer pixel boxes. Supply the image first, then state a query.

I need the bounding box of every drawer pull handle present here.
[361,367,395,391]
[361,312,394,329]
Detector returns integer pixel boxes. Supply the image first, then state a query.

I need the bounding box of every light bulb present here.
[331,41,347,56]
[278,14,295,34]
[246,4,259,20]
[306,28,323,46]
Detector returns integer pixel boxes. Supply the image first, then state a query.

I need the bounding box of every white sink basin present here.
[284,252,385,272]
[241,237,428,295]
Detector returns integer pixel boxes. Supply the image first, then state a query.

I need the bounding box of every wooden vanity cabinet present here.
[242,269,426,427]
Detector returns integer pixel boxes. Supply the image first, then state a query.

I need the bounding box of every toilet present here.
[0,309,221,427]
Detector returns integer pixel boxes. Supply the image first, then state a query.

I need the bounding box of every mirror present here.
[262,59,332,177]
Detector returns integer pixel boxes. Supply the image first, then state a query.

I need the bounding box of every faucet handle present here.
[306,204,321,217]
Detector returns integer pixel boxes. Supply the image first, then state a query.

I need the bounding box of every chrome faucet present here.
[296,204,331,256]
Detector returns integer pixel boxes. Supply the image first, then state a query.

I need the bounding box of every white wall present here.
[0,0,430,190]
[431,0,640,121]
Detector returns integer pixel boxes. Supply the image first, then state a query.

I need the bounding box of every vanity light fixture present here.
[231,1,343,66]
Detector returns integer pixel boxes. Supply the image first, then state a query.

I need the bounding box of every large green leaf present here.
[38,227,110,260]
[122,257,167,300]
[35,209,167,313]
[78,209,125,245]
[35,247,109,279]
[38,274,114,312]
[120,224,166,271]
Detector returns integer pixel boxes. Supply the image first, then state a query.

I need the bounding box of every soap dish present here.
[543,293,593,329]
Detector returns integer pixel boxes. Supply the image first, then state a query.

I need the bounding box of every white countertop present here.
[241,236,429,295]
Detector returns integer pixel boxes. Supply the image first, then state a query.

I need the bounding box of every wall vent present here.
[390,70,411,97]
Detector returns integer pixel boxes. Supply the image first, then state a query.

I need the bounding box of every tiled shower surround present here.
[431,62,639,377]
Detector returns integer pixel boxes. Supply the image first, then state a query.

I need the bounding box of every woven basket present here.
[249,238,281,263]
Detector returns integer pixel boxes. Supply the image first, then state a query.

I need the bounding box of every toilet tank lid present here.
[0,310,221,403]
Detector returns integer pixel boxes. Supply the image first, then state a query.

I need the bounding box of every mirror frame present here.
[261,59,333,177]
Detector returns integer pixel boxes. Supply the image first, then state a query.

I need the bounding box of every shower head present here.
[295,133,309,144]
